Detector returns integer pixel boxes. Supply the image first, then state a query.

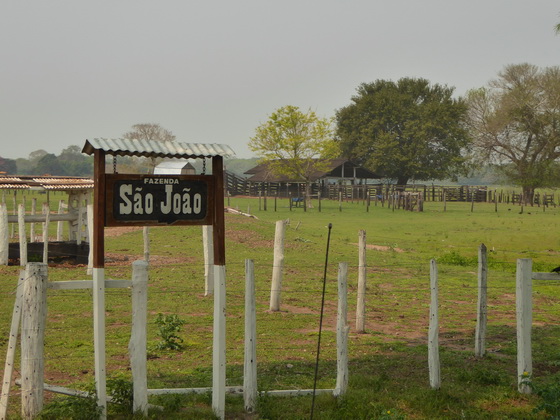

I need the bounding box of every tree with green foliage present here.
[0,157,17,174]
[58,145,93,176]
[34,153,66,176]
[335,78,470,185]
[249,105,339,202]
[466,63,560,204]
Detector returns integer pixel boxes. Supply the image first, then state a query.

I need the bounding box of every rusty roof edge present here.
[82,138,236,158]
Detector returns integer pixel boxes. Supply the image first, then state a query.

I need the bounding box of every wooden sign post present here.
[85,139,230,419]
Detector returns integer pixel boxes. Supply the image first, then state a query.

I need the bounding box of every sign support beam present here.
[211,155,226,419]
[92,149,107,418]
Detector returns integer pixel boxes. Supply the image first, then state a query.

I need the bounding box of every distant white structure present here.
[153,160,196,175]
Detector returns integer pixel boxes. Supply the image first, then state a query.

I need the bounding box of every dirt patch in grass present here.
[352,243,405,252]
[104,252,193,266]
[227,229,273,248]
[105,226,143,237]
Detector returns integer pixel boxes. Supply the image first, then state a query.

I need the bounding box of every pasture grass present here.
[1,194,559,418]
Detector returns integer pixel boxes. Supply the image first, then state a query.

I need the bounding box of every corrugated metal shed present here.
[82,138,235,159]
[0,176,93,191]
[153,160,196,175]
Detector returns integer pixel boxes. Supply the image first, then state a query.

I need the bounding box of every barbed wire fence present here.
[1,231,560,416]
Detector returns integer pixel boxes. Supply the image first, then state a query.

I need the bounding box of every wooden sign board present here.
[105,174,215,227]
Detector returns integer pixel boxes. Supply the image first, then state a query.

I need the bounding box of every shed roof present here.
[0,175,94,191]
[82,138,235,159]
[245,159,380,183]
[154,160,196,170]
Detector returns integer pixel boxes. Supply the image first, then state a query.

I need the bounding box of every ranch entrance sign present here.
[105,174,214,226]
[81,138,235,419]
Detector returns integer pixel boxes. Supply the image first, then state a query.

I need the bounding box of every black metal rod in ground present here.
[310,223,333,420]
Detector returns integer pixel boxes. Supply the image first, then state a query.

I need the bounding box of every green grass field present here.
[1,195,560,419]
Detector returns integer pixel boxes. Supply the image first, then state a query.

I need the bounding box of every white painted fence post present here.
[269,220,286,311]
[0,271,24,420]
[334,262,349,397]
[203,226,214,296]
[142,227,150,265]
[11,193,16,239]
[475,243,488,357]
[77,194,84,245]
[42,203,50,263]
[129,260,148,415]
[428,259,440,389]
[212,264,226,419]
[21,263,47,419]
[93,267,107,418]
[18,204,27,266]
[56,200,64,241]
[243,259,257,412]
[516,258,532,393]
[87,204,94,275]
[0,203,8,265]
[356,230,367,332]
[30,199,36,243]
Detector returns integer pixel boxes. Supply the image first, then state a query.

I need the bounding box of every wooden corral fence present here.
[427,248,559,394]
[0,259,350,419]
[0,176,93,265]
[0,192,91,266]
[224,175,558,208]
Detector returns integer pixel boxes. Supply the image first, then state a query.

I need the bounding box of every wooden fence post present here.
[142,227,150,265]
[42,203,50,263]
[87,204,94,275]
[0,271,24,419]
[334,262,349,397]
[356,230,367,333]
[475,244,488,357]
[93,267,107,418]
[270,220,286,311]
[212,264,226,419]
[129,260,148,415]
[56,200,65,241]
[428,259,440,389]
[11,192,16,239]
[516,258,532,393]
[18,204,27,266]
[243,259,257,412]
[203,226,214,296]
[0,203,8,265]
[21,263,47,419]
[30,199,36,243]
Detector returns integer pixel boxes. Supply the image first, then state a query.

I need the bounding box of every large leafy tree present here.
[466,63,560,203]
[34,153,66,176]
[249,105,339,201]
[335,78,470,185]
[0,157,17,174]
[58,145,93,176]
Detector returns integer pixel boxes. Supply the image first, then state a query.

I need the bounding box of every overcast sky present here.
[1,1,559,160]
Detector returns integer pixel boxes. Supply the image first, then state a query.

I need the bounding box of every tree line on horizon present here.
[1,63,559,203]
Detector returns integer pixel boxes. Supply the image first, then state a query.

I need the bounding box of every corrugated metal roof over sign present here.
[82,138,235,159]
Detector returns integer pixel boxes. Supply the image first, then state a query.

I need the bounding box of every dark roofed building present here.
[245,158,379,183]
[243,158,380,198]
